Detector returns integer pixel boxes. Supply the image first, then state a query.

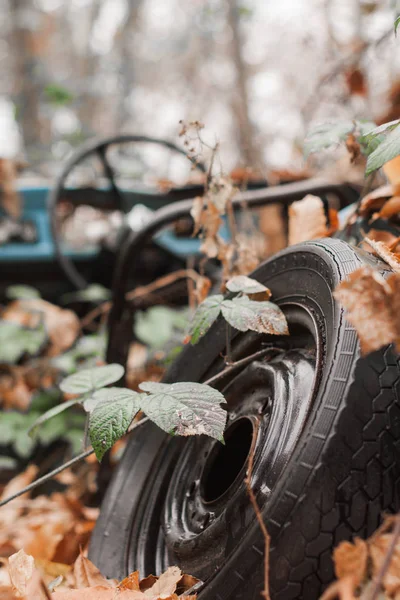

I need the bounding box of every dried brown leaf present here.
[0,369,31,411]
[73,550,113,589]
[364,237,400,273]
[370,532,400,596]
[0,464,38,527]
[378,195,400,219]
[0,159,21,220]
[334,266,400,354]
[333,538,368,588]
[190,196,204,236]
[319,577,357,600]
[53,587,142,599]
[345,133,361,162]
[8,550,35,597]
[234,233,263,275]
[2,300,80,357]
[0,586,18,599]
[118,571,140,591]
[194,276,211,305]
[359,184,394,216]
[176,574,200,595]
[383,156,400,186]
[366,229,400,248]
[288,195,328,245]
[139,575,158,592]
[259,205,286,257]
[345,67,367,97]
[144,566,181,598]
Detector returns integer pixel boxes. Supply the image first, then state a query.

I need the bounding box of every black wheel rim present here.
[125,302,322,585]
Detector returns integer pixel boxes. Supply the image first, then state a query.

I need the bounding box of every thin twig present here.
[0,448,93,508]
[81,268,204,328]
[225,323,233,364]
[369,514,400,600]
[186,257,197,314]
[0,417,149,508]
[245,417,271,600]
[203,348,277,387]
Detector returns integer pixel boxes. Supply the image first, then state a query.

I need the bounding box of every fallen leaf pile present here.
[0,465,98,566]
[1,548,197,599]
[322,516,400,599]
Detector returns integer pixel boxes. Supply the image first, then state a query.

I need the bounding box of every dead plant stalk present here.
[245,417,271,600]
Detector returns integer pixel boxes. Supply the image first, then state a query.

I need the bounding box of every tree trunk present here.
[226,0,258,168]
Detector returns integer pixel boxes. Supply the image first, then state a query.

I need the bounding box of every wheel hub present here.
[159,329,317,580]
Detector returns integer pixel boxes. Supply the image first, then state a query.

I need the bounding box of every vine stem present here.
[80,268,205,328]
[225,323,233,364]
[0,347,274,508]
[245,417,271,600]
[0,417,149,508]
[204,347,277,387]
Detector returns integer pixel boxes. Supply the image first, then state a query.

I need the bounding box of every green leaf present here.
[359,119,400,156]
[395,15,400,34]
[304,121,355,157]
[0,456,18,470]
[190,294,224,344]
[28,399,80,438]
[60,363,124,394]
[83,386,139,412]
[0,320,47,364]
[6,285,41,300]
[226,275,268,294]
[366,123,400,174]
[61,284,111,305]
[30,388,62,412]
[44,83,74,106]
[139,381,227,441]
[89,390,140,461]
[14,431,35,457]
[52,334,106,374]
[220,296,289,335]
[135,306,189,350]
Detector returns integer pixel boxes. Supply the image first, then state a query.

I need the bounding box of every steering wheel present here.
[47,134,206,290]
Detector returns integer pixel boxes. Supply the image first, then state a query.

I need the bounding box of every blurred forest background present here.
[1,0,400,177]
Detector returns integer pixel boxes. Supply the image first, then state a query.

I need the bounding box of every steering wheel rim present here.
[48,134,206,290]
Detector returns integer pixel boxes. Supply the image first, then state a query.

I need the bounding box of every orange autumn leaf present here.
[118,571,140,591]
[334,266,400,354]
[383,155,400,188]
[358,184,394,217]
[378,195,400,219]
[73,550,114,590]
[333,538,368,588]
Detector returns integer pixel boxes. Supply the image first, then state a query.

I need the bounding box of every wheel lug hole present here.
[200,513,210,529]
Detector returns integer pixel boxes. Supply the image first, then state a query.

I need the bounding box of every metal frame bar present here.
[106,178,359,368]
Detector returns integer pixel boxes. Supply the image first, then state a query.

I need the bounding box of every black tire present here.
[89,238,400,600]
